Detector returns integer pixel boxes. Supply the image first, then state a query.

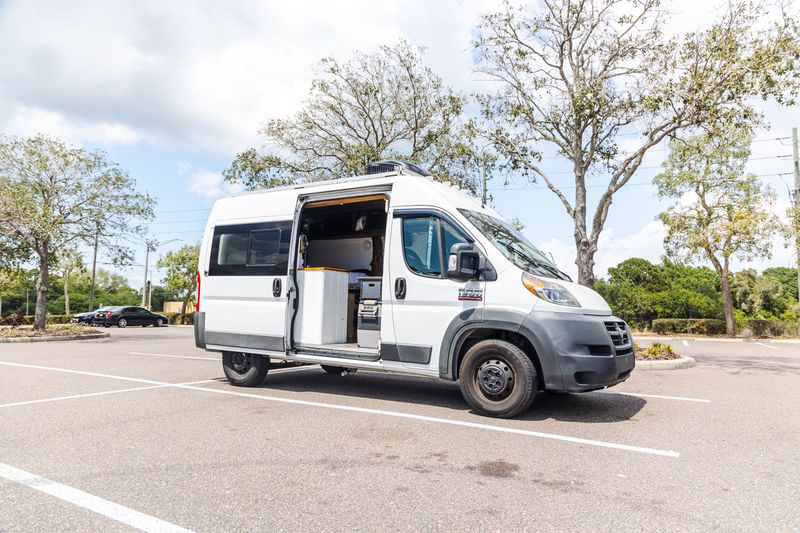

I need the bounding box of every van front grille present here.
[604,321,630,347]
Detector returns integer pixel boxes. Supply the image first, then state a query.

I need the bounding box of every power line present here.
[489,172,792,191]
[155,207,211,214]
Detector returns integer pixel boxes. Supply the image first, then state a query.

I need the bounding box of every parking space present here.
[1,328,799,531]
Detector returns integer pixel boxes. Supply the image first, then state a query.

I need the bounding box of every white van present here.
[194,161,634,418]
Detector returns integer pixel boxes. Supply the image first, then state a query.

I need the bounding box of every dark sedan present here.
[71,307,112,324]
[92,306,168,328]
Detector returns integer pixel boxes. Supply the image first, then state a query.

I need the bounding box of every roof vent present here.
[366,160,432,177]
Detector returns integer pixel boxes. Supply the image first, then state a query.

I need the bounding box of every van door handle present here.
[272,278,282,297]
[394,277,406,299]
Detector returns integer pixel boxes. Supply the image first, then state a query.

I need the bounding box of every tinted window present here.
[402,217,442,277]
[442,220,468,258]
[209,221,292,276]
[248,229,281,266]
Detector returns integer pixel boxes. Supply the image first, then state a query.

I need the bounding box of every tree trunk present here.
[181,290,190,316]
[575,237,596,287]
[63,269,70,316]
[34,245,49,331]
[719,266,736,336]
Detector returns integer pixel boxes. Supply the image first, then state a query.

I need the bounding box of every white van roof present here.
[207,171,503,226]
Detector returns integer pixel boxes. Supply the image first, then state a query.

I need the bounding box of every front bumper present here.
[521,311,635,392]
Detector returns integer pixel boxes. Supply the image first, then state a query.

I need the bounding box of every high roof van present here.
[194,162,634,418]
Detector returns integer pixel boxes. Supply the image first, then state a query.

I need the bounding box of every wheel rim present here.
[119,319,127,327]
[475,357,515,401]
[157,319,162,326]
[231,352,253,373]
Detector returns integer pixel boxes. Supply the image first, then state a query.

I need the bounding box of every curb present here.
[634,335,800,345]
[0,332,110,343]
[635,356,696,370]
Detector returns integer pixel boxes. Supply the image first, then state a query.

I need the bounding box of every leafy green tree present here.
[474,0,799,286]
[0,135,155,330]
[762,267,799,302]
[224,40,488,193]
[157,244,200,315]
[655,125,783,335]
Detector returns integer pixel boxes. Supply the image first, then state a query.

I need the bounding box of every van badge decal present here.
[458,287,483,301]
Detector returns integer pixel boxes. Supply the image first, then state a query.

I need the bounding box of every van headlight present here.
[521,272,581,307]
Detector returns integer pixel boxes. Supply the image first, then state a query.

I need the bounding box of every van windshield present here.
[459,209,570,281]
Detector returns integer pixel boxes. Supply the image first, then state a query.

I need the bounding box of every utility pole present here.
[792,127,800,305]
[481,160,488,208]
[141,242,152,307]
[25,290,29,315]
[141,238,181,309]
[88,228,99,311]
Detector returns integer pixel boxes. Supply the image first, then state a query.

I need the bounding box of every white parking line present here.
[0,463,194,533]
[753,342,779,350]
[0,380,217,409]
[599,390,711,403]
[0,360,678,458]
[128,352,219,361]
[173,383,680,458]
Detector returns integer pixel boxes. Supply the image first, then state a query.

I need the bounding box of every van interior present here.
[291,195,388,359]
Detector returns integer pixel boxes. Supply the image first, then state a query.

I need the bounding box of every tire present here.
[117,318,128,328]
[103,324,110,328]
[458,339,537,418]
[222,351,269,387]
[155,318,164,327]
[321,365,346,375]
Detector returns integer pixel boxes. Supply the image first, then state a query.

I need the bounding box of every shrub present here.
[651,318,727,335]
[636,342,681,360]
[45,314,73,325]
[164,312,194,325]
[747,318,798,338]
[1,314,26,327]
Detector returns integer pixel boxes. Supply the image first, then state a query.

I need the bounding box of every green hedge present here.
[748,319,799,338]
[163,312,194,325]
[651,318,727,335]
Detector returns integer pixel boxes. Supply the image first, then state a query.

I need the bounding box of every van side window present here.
[402,217,442,277]
[441,220,468,260]
[209,221,292,276]
[400,215,470,279]
[247,229,281,266]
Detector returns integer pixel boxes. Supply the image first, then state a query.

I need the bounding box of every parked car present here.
[71,306,112,324]
[92,306,168,328]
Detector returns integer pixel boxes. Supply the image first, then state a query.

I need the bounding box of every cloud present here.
[0,0,496,154]
[187,168,242,199]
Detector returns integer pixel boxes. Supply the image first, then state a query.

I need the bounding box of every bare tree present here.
[474,0,799,286]
[224,40,490,193]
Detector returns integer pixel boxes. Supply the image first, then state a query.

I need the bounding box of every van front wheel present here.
[222,351,269,387]
[458,340,537,419]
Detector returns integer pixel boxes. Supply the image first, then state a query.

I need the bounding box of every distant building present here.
[162,301,194,314]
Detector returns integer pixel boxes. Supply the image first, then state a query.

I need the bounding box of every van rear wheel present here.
[222,351,269,387]
[458,339,537,418]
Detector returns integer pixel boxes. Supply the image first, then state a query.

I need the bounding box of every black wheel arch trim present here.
[438,308,564,390]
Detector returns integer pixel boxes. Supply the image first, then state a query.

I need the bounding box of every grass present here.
[634,341,681,361]
[0,323,100,338]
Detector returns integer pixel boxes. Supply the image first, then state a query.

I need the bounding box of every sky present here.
[1,0,798,293]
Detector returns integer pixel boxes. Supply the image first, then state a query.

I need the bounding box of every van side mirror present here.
[447,243,481,282]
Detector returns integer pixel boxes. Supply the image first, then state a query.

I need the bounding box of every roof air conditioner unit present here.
[366,160,432,177]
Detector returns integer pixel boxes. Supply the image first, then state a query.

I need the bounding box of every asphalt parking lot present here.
[1,327,799,532]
